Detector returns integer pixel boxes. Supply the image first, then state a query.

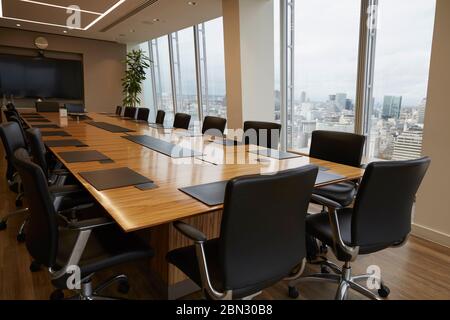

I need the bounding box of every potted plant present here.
[122,49,151,108]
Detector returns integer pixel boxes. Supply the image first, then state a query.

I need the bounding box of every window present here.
[288,0,361,151]
[365,0,436,160]
[151,36,174,125]
[138,42,156,121]
[171,27,199,120]
[198,17,227,118]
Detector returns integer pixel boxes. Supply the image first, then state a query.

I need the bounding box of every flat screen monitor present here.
[0,53,83,100]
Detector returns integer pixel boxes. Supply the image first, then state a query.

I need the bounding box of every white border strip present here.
[83,0,125,30]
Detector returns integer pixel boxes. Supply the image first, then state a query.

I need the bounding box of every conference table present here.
[20,111,364,299]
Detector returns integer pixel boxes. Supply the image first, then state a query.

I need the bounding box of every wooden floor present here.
[0,151,449,300]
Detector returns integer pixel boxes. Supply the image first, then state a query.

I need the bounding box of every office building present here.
[382,95,403,119]
[0,0,448,304]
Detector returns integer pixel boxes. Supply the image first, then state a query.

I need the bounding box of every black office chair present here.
[26,128,68,186]
[0,122,29,233]
[65,103,85,113]
[10,115,30,147]
[36,101,60,113]
[167,165,319,300]
[116,106,123,116]
[243,121,282,150]
[310,130,366,209]
[155,110,166,125]
[202,116,227,136]
[123,107,137,119]
[289,157,431,300]
[137,108,150,121]
[173,113,191,130]
[12,148,154,300]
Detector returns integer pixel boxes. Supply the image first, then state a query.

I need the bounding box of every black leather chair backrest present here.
[9,115,28,147]
[26,128,49,178]
[6,102,16,111]
[116,106,123,116]
[219,165,318,291]
[0,122,27,181]
[309,131,366,167]
[173,113,191,130]
[36,101,60,113]
[12,148,58,268]
[243,121,282,150]
[137,108,150,121]
[202,116,227,135]
[3,110,16,122]
[155,110,166,125]
[65,103,85,113]
[124,107,137,119]
[352,157,431,247]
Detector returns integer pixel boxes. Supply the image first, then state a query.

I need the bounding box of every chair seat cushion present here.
[53,223,153,288]
[306,209,392,261]
[313,181,357,207]
[167,239,273,299]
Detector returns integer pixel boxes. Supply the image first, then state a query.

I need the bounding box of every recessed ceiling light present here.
[63,30,68,33]
[130,29,135,33]
[16,23,21,27]
[153,18,160,22]
[188,1,197,5]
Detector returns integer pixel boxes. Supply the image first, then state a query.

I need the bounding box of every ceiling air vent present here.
[100,0,160,32]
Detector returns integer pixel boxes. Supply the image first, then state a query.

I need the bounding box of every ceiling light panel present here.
[0,0,126,30]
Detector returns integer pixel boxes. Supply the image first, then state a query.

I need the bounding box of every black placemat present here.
[27,119,51,123]
[45,139,88,148]
[122,135,202,158]
[249,149,301,160]
[33,124,60,129]
[58,150,111,163]
[87,121,135,133]
[20,113,39,116]
[79,167,153,191]
[41,131,71,137]
[316,172,345,185]
[179,181,228,206]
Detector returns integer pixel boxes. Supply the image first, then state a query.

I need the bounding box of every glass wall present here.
[138,42,156,121]
[151,36,175,125]
[277,0,436,160]
[366,0,436,160]
[289,0,361,151]
[171,27,199,120]
[198,17,227,118]
[137,17,227,126]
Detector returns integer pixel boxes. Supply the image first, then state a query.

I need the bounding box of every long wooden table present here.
[21,112,364,298]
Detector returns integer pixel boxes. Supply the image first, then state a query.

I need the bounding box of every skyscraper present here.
[300,91,307,104]
[382,95,403,119]
[392,127,424,160]
[335,93,347,110]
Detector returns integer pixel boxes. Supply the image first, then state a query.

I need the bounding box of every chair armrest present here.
[58,215,115,231]
[173,221,207,243]
[328,209,359,261]
[311,194,344,210]
[49,184,84,197]
[51,169,70,176]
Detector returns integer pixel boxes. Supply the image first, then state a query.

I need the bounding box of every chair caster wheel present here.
[288,286,299,299]
[17,233,26,242]
[0,221,6,231]
[15,199,23,208]
[50,289,65,300]
[30,261,42,272]
[378,283,390,298]
[320,265,330,274]
[118,282,130,294]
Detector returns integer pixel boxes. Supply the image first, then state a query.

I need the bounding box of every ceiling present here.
[0,0,223,44]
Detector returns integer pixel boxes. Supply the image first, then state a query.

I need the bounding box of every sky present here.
[277,0,436,107]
